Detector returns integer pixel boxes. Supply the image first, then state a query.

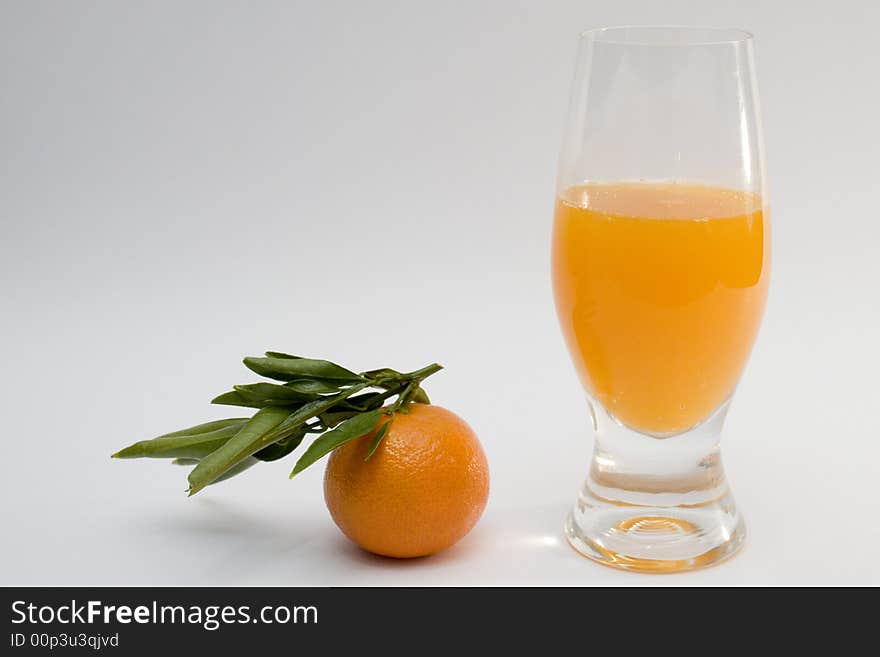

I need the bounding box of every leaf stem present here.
[390,380,417,412]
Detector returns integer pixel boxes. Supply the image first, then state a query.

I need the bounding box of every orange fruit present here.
[323,404,489,558]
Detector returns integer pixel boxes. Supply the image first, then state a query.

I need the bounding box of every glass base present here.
[564,397,745,573]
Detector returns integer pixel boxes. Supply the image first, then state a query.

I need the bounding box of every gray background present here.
[2,0,878,585]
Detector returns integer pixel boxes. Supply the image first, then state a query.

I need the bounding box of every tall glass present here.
[552,26,769,572]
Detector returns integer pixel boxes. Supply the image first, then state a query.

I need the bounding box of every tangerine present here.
[323,404,489,558]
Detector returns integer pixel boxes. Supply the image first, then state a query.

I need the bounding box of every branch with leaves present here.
[112,352,443,495]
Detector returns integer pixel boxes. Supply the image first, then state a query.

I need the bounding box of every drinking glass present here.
[552,26,770,572]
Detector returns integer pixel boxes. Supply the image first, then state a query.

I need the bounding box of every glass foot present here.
[565,397,746,573]
[564,490,745,573]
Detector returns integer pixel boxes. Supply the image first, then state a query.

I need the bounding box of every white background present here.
[2,0,878,586]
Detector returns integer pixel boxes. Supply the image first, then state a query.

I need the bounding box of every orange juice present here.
[552,182,769,435]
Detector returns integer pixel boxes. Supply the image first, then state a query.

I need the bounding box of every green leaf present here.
[213,457,260,483]
[253,426,308,462]
[284,379,344,394]
[211,390,271,408]
[174,457,260,484]
[290,410,382,478]
[243,356,362,382]
[188,407,292,495]
[233,383,317,403]
[364,416,393,461]
[211,390,306,409]
[155,418,249,439]
[265,351,302,359]
[112,421,248,459]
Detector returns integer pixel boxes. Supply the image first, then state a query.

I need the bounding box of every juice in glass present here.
[552,181,769,435]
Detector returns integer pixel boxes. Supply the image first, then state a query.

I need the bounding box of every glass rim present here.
[579,25,754,46]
